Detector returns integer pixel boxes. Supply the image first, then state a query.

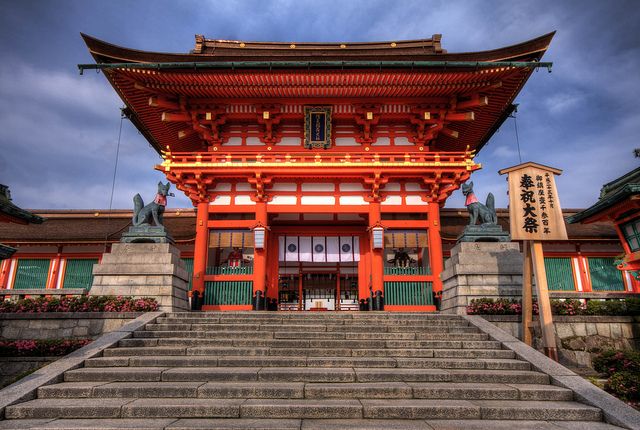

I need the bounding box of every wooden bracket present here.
[363,172,389,202]
[256,105,282,144]
[248,172,273,202]
[354,105,381,144]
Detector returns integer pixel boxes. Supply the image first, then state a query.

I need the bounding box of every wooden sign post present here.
[499,162,568,361]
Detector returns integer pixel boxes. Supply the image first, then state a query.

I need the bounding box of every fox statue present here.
[461,181,497,225]
[132,182,174,227]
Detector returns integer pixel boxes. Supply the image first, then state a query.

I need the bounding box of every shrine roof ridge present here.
[80,31,554,66]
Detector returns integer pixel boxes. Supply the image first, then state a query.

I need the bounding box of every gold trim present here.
[160,160,479,169]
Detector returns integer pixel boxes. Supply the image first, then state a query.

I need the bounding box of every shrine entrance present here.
[277,271,360,311]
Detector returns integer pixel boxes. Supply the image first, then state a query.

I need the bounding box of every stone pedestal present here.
[90,243,189,312]
[441,242,523,315]
[121,225,174,244]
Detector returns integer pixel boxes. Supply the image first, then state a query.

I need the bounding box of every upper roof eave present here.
[81,32,555,65]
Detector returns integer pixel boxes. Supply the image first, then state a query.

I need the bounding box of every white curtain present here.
[278,236,360,262]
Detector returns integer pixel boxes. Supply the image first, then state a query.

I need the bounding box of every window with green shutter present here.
[621,219,640,252]
[13,259,50,289]
[588,257,625,291]
[63,259,98,290]
[181,257,194,290]
[544,257,575,291]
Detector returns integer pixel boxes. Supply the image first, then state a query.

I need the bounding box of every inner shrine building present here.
[81,32,555,311]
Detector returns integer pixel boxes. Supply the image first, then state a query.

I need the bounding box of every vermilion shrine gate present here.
[81,32,554,311]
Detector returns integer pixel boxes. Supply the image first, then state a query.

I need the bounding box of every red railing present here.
[162,150,474,166]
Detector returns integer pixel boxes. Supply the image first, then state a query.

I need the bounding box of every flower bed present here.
[0,339,91,357]
[467,297,640,316]
[593,349,640,405]
[0,296,158,313]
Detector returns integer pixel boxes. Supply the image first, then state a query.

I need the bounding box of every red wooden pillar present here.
[253,201,268,294]
[428,202,444,294]
[193,201,209,295]
[46,246,64,290]
[0,259,10,289]
[369,202,384,295]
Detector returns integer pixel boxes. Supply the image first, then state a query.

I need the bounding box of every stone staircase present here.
[1,312,626,429]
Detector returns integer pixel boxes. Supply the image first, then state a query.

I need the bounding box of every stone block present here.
[610,323,622,339]
[572,323,587,337]
[556,324,575,339]
[595,324,611,338]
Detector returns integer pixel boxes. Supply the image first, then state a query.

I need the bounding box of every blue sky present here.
[0,0,638,211]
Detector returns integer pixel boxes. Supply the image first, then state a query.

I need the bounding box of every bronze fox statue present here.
[461,181,497,225]
[132,182,174,227]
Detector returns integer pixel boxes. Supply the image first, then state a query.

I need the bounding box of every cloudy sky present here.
[1,0,638,211]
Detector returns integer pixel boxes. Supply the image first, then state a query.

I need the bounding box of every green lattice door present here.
[63,259,98,290]
[544,258,575,291]
[384,282,433,305]
[13,259,50,289]
[181,258,194,290]
[588,257,625,291]
[204,281,252,305]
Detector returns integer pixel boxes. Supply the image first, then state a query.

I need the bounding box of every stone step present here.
[132,327,482,339]
[156,317,468,326]
[354,369,549,384]
[37,381,572,402]
[0,419,624,430]
[10,398,597,420]
[359,400,601,421]
[64,367,545,384]
[165,312,464,320]
[118,338,498,350]
[142,324,473,334]
[84,355,526,370]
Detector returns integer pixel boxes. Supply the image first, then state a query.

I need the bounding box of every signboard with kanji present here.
[499,162,568,241]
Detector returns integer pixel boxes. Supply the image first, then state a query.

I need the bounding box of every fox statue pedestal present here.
[90,242,189,312]
[440,242,523,315]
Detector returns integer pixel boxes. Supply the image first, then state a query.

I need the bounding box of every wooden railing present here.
[162,150,474,167]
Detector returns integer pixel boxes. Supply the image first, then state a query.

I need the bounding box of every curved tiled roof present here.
[0,208,618,247]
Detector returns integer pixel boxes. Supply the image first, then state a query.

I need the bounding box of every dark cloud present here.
[1,0,638,211]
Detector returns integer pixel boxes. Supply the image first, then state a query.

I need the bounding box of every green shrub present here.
[466,297,639,316]
[593,349,640,402]
[593,349,640,376]
[607,371,639,401]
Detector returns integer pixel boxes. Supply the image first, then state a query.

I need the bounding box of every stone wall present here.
[482,315,640,369]
[0,312,142,340]
[0,357,55,388]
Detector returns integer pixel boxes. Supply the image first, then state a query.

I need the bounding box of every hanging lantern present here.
[371,226,384,249]
[253,225,266,249]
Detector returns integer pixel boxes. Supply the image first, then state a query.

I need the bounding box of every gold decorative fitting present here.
[366,112,373,120]
[239,42,246,48]
[263,111,270,120]
[213,146,218,151]
[340,44,347,48]
[419,146,424,151]
[365,147,370,151]
[390,42,397,47]
[267,146,272,151]
[94,212,100,217]
[205,112,212,120]
[290,44,296,49]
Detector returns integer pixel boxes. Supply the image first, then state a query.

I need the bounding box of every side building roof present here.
[0,208,618,248]
[567,167,640,224]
